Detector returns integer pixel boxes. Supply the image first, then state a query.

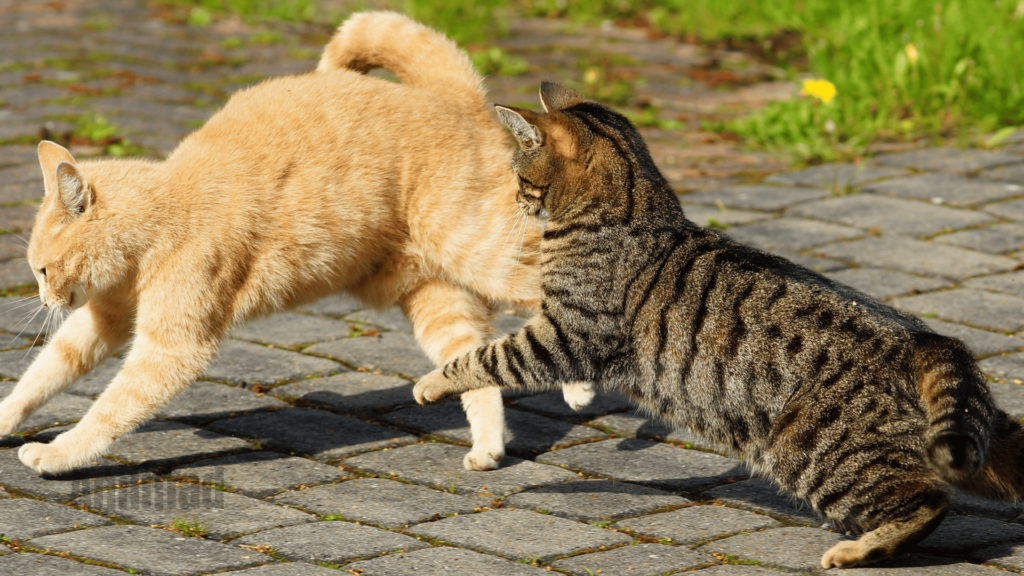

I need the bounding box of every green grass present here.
[171,514,209,537]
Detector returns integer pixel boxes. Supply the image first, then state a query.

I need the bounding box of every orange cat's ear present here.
[38,140,76,198]
[495,105,542,150]
[539,81,585,112]
[54,162,90,217]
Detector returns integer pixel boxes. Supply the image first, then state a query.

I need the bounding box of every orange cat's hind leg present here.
[401,280,507,471]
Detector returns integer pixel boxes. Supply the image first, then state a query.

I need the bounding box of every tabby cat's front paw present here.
[413,370,458,405]
[18,440,89,475]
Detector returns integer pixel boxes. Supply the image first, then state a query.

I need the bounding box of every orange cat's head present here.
[28,141,101,310]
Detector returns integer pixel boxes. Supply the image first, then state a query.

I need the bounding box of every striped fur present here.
[415,83,1021,568]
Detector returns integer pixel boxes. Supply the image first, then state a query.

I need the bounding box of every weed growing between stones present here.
[170,513,210,537]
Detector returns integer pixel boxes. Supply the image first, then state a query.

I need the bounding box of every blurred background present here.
[1,0,1022,291]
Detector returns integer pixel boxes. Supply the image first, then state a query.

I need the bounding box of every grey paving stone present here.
[224,564,342,576]
[693,566,782,576]
[0,299,59,337]
[493,312,529,338]
[0,498,110,540]
[207,408,416,461]
[341,546,550,576]
[295,294,363,317]
[765,163,909,189]
[304,332,435,378]
[700,478,821,525]
[982,197,1024,221]
[382,403,607,456]
[551,542,715,576]
[0,381,92,433]
[777,249,849,273]
[615,505,781,546]
[231,312,351,347]
[171,452,345,498]
[203,339,344,385]
[935,223,1024,254]
[273,478,483,528]
[513,389,632,419]
[700,527,851,572]
[0,258,36,289]
[346,307,414,333]
[683,205,774,228]
[0,163,41,186]
[505,479,690,522]
[410,508,631,562]
[157,381,288,424]
[0,204,38,233]
[538,439,746,493]
[979,162,1024,183]
[272,372,414,418]
[104,419,253,467]
[726,218,863,253]
[824,553,1003,575]
[864,173,1024,207]
[341,442,577,498]
[972,541,1024,571]
[789,195,993,237]
[818,237,1017,280]
[0,554,127,575]
[890,289,1024,332]
[921,318,1024,358]
[0,345,41,378]
[0,449,157,501]
[873,148,1024,173]
[233,520,428,564]
[74,482,315,540]
[826,268,951,301]
[681,185,831,211]
[592,410,718,448]
[965,270,1024,298]
[951,490,1024,519]
[989,380,1024,418]
[916,515,1024,555]
[29,525,273,576]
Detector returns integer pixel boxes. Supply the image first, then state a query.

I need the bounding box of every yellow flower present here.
[905,44,919,63]
[583,67,601,84]
[800,79,836,104]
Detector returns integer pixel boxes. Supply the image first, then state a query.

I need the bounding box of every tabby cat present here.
[414,82,1024,568]
[1,13,593,475]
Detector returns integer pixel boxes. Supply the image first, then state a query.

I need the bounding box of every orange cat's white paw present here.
[18,441,88,475]
[464,448,502,471]
[413,370,456,405]
[821,540,866,569]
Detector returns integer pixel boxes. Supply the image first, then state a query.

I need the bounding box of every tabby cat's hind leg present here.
[821,479,950,569]
[401,280,507,471]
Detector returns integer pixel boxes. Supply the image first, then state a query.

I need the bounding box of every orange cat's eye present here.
[39,268,46,277]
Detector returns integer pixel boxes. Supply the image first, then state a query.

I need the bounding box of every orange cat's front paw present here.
[413,370,458,405]
[18,440,89,475]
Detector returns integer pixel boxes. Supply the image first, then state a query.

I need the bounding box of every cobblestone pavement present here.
[4,1,1024,575]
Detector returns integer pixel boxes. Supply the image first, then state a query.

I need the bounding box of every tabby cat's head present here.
[28,141,99,310]
[495,82,655,219]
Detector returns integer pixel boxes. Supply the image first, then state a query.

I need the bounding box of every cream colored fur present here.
[2,11,591,474]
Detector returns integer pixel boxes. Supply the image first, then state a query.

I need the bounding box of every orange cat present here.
[1,12,593,474]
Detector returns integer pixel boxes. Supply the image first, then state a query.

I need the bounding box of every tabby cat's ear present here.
[37,140,76,198]
[495,105,542,150]
[539,82,585,112]
[54,162,90,217]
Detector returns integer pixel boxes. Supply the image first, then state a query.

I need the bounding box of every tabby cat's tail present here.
[317,11,487,107]
[959,409,1024,501]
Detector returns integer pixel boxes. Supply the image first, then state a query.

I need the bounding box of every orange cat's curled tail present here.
[317,11,487,108]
